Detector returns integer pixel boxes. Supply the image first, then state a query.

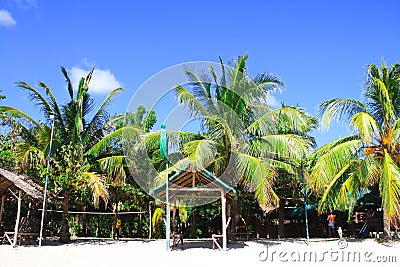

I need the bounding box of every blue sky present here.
[1,0,400,146]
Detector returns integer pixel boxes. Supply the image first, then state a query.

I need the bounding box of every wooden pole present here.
[13,190,22,247]
[148,202,152,239]
[221,190,227,251]
[165,161,170,251]
[0,194,5,222]
[172,198,177,233]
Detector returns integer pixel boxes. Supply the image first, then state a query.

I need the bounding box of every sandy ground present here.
[1,238,399,267]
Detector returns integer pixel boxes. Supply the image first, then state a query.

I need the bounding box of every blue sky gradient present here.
[1,0,400,146]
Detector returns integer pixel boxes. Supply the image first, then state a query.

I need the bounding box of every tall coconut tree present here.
[0,67,133,242]
[309,62,400,237]
[175,55,316,215]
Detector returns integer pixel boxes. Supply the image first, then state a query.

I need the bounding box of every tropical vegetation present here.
[309,62,400,237]
[0,57,399,243]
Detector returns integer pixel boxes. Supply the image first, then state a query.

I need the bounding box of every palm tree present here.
[175,55,316,217]
[309,62,400,237]
[0,67,128,242]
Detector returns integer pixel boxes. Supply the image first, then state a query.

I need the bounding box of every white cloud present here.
[69,66,122,94]
[266,94,279,107]
[0,10,16,27]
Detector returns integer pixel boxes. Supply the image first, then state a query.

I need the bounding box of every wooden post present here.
[13,190,22,247]
[148,202,152,239]
[0,194,5,222]
[221,190,227,251]
[172,198,177,233]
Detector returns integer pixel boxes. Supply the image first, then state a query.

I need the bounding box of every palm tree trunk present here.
[59,192,71,243]
[191,209,196,237]
[382,208,391,238]
[232,198,240,235]
[82,205,88,236]
[278,198,285,239]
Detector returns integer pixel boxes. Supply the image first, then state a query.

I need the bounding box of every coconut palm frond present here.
[98,156,126,185]
[37,82,65,127]
[310,135,360,162]
[15,143,45,169]
[102,115,125,131]
[350,112,381,143]
[374,78,396,126]
[260,134,314,160]
[182,139,216,170]
[84,88,124,141]
[310,139,362,194]
[351,155,381,187]
[15,81,54,118]
[86,125,141,157]
[152,207,165,227]
[217,56,228,88]
[380,151,400,226]
[61,66,74,100]
[204,115,237,145]
[318,98,366,130]
[175,85,209,117]
[247,106,313,137]
[0,106,40,127]
[179,203,188,223]
[392,118,400,149]
[254,175,280,212]
[317,162,353,212]
[229,55,247,91]
[236,152,279,209]
[253,72,285,95]
[85,171,109,209]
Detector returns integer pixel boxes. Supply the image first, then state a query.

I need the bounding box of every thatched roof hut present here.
[0,168,45,201]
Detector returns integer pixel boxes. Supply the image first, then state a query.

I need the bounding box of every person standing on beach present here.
[327,212,336,237]
[113,219,121,240]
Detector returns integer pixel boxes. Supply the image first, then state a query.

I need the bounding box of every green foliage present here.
[175,55,316,212]
[0,135,16,169]
[310,61,400,231]
[124,105,157,132]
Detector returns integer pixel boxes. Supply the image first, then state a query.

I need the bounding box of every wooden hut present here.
[0,168,52,246]
[151,165,237,250]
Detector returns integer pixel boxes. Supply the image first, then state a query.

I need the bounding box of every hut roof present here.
[0,168,49,201]
[151,165,237,200]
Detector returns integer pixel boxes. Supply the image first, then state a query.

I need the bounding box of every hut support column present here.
[13,190,22,247]
[0,194,5,222]
[148,202,152,239]
[172,198,177,233]
[221,190,227,251]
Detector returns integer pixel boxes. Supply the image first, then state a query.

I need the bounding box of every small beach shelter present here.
[151,165,237,250]
[0,168,51,246]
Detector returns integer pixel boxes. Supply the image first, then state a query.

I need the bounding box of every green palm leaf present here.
[380,150,400,226]
[350,112,380,143]
[318,98,366,130]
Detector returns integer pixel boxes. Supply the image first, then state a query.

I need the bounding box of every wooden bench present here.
[2,217,40,246]
[3,232,40,245]
[212,234,223,250]
[212,217,231,250]
[170,232,184,250]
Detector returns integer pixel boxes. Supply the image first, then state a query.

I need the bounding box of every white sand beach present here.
[1,238,399,267]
